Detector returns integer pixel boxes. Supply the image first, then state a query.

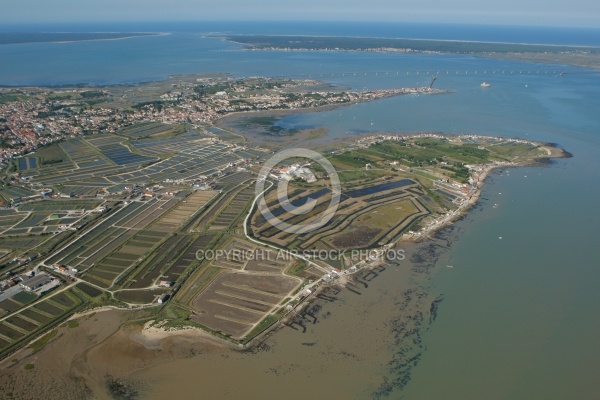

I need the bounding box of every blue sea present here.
[2,22,600,399]
[1,21,599,86]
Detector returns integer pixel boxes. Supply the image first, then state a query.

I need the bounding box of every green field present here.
[0,93,29,103]
[12,291,38,305]
[35,144,68,166]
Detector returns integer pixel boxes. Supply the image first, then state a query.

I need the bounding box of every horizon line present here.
[1,20,599,30]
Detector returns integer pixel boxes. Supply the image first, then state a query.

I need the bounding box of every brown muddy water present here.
[131,239,452,400]
[0,237,453,400]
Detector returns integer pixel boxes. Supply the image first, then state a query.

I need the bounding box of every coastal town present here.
[0,76,443,164]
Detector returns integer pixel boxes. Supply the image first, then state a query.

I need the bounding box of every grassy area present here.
[330,151,380,169]
[355,199,419,229]
[155,303,194,329]
[28,329,58,351]
[242,312,282,344]
[285,261,309,277]
[487,142,540,160]
[65,320,79,329]
[12,291,38,305]
[0,93,29,103]
[35,143,67,165]
[189,266,222,294]
[336,169,389,184]
[406,169,440,181]
[370,139,489,166]
[45,92,77,100]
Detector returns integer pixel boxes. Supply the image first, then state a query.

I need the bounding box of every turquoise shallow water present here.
[2,24,600,398]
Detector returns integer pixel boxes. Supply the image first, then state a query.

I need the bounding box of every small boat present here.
[480,82,492,88]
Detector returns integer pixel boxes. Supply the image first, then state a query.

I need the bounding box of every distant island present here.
[0,32,163,46]
[218,34,600,70]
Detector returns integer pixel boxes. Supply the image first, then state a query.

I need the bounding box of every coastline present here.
[52,32,170,44]
[130,320,233,350]
[218,34,600,71]
[0,32,168,46]
[214,89,452,148]
[405,142,570,242]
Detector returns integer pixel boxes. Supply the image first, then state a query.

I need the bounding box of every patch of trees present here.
[80,90,108,98]
[132,99,180,112]
[35,111,58,118]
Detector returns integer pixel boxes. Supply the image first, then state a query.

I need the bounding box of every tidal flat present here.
[0,235,462,399]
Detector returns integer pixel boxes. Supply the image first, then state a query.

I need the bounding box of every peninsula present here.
[0,75,567,362]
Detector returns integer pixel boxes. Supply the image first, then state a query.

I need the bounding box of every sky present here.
[2,0,600,28]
